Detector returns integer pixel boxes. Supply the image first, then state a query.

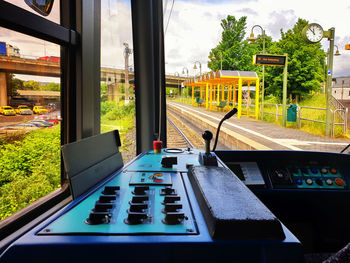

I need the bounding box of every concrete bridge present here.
[0,56,187,105]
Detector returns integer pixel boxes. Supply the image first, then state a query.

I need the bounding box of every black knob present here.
[162,212,186,225]
[133,186,149,195]
[99,195,116,203]
[202,130,213,141]
[85,211,111,225]
[162,203,182,213]
[160,187,176,195]
[131,195,149,203]
[94,202,113,212]
[102,186,120,195]
[162,195,181,204]
[202,130,213,155]
[124,211,148,225]
[129,203,148,212]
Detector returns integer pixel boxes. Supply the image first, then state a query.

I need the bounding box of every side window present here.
[0,3,62,221]
[100,0,136,163]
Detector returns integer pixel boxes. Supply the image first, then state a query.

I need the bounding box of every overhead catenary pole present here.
[123,42,132,105]
[282,53,288,127]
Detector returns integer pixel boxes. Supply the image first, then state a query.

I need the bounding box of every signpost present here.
[253,54,288,127]
[253,54,286,67]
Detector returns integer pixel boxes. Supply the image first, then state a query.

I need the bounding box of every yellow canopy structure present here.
[184,70,260,119]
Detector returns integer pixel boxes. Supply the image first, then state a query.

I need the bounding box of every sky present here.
[1,0,349,83]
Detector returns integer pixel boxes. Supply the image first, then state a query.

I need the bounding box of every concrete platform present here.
[168,101,350,152]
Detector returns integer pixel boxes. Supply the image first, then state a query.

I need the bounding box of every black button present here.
[162,203,182,213]
[162,195,181,204]
[85,211,111,225]
[129,203,148,212]
[133,186,150,195]
[94,202,113,212]
[99,195,116,203]
[160,187,176,195]
[102,186,120,195]
[301,168,309,174]
[131,195,149,203]
[124,211,148,225]
[316,179,323,186]
[162,212,186,225]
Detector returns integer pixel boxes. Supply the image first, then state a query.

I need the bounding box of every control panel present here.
[267,161,347,190]
[40,169,197,235]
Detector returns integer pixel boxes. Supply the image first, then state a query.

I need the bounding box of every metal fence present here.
[262,103,348,137]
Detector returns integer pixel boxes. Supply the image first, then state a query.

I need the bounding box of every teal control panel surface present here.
[125,149,202,172]
[39,151,198,235]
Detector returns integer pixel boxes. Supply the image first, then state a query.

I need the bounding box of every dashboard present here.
[1,148,350,262]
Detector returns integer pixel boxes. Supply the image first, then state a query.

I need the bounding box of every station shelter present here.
[184,70,260,119]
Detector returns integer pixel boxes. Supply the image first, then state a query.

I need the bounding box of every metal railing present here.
[262,102,348,136]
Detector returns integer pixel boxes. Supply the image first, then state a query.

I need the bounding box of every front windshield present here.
[3,107,12,109]
[164,0,350,153]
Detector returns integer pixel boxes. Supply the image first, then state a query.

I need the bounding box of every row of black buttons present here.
[85,186,120,225]
[125,186,150,225]
[161,188,186,225]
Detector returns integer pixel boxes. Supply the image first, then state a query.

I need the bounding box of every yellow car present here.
[15,105,33,115]
[33,106,49,115]
[0,106,16,116]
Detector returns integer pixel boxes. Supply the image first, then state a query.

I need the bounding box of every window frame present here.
[0,0,101,241]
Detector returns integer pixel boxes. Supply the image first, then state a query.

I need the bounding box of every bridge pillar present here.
[0,72,7,106]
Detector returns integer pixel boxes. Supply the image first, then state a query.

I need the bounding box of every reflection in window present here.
[4,0,60,24]
[0,27,61,221]
[100,0,135,163]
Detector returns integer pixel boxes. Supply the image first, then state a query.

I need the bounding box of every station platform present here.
[168,101,350,153]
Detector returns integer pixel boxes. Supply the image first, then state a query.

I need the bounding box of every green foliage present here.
[265,18,326,99]
[101,83,108,102]
[166,87,178,95]
[0,127,61,220]
[41,82,60,91]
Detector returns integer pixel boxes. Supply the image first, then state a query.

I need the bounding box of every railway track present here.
[167,117,195,148]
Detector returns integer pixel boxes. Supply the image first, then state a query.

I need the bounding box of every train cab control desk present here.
[0,148,303,262]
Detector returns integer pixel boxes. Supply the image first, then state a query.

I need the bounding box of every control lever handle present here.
[202,130,213,155]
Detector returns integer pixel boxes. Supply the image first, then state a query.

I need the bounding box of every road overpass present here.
[0,56,187,105]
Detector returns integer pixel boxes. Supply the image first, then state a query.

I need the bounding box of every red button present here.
[154,179,163,183]
[331,168,337,174]
[335,178,344,186]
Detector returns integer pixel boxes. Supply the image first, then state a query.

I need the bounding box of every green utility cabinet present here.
[287,104,298,122]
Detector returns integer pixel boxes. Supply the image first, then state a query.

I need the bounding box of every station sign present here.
[253,54,286,66]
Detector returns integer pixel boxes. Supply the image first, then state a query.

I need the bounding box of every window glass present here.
[164,0,350,153]
[4,0,60,24]
[100,0,136,163]
[0,27,61,221]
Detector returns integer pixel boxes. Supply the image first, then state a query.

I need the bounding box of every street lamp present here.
[193,61,202,76]
[334,45,341,56]
[182,67,189,77]
[174,71,180,97]
[248,25,266,119]
[211,51,223,70]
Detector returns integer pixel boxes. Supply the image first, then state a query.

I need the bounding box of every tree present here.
[265,18,326,100]
[208,16,254,71]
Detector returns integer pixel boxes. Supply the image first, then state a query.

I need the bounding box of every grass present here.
[100,101,135,154]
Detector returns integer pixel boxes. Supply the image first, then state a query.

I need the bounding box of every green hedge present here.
[0,127,61,220]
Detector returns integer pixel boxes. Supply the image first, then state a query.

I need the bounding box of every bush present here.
[0,127,61,220]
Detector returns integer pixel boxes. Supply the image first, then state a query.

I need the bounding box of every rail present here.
[167,116,194,148]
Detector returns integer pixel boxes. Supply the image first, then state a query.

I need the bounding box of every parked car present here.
[15,105,33,115]
[33,106,49,115]
[34,114,59,124]
[29,120,53,127]
[0,106,16,116]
